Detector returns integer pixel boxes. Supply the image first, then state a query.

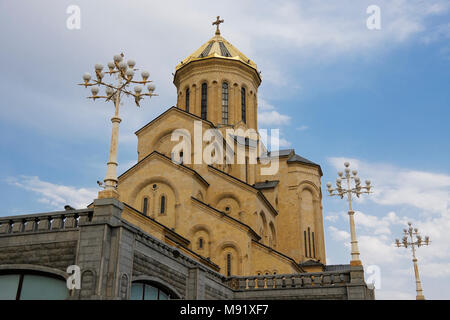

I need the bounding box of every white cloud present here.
[296,125,309,131]
[6,176,96,210]
[328,157,450,215]
[326,157,450,299]
[258,110,291,126]
[328,226,350,241]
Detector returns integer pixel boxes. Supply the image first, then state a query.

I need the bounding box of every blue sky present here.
[0,0,449,299]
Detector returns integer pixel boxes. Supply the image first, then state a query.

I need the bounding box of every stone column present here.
[74,198,134,300]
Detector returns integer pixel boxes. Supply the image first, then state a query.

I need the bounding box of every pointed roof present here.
[175,34,257,71]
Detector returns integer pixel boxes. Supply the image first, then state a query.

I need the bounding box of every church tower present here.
[173,17,261,131]
[119,17,327,276]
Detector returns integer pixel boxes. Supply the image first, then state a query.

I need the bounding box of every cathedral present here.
[112,19,326,276]
[0,19,374,300]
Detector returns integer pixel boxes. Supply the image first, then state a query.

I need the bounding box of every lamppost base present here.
[350,260,362,266]
[98,188,120,199]
[416,295,425,300]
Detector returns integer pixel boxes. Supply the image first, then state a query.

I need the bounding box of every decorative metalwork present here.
[327,162,372,265]
[79,53,157,194]
[395,222,430,300]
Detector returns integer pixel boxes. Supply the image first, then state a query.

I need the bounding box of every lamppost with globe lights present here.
[79,53,157,199]
[395,222,430,300]
[326,162,372,266]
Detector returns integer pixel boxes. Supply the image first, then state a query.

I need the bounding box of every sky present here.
[0,0,449,300]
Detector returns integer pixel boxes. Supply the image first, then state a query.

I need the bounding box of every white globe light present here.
[82,73,91,81]
[365,180,371,185]
[147,83,155,92]
[91,86,99,95]
[94,64,103,71]
[126,69,134,78]
[113,54,123,62]
[336,178,341,183]
[338,171,343,177]
[326,182,332,188]
[127,59,136,68]
[344,162,350,167]
[141,71,150,80]
[352,170,358,176]
[105,87,114,96]
[134,86,142,93]
[345,168,350,174]
[118,62,127,70]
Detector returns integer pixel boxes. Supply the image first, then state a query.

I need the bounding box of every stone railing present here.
[226,271,351,291]
[0,209,93,235]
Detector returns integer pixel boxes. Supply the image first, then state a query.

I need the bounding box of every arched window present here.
[160,195,166,214]
[185,88,190,112]
[241,87,246,123]
[0,271,68,300]
[226,253,232,276]
[130,281,177,300]
[142,197,148,215]
[201,83,207,120]
[222,82,229,124]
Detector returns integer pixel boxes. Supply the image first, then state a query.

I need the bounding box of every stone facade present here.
[0,200,374,299]
[0,27,376,300]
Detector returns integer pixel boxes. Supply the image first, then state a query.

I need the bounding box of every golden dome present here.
[175,34,258,71]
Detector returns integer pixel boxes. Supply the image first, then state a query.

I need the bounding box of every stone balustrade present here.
[227,271,351,291]
[0,209,93,235]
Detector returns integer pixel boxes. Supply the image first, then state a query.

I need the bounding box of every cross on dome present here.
[212,16,224,35]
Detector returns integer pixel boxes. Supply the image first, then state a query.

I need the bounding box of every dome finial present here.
[212,16,224,35]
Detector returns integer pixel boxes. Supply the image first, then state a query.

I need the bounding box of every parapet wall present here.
[0,199,374,300]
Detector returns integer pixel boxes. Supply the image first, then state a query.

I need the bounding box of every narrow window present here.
[312,231,316,258]
[308,227,312,258]
[226,253,232,276]
[304,231,308,257]
[241,87,246,123]
[245,157,249,183]
[180,151,183,164]
[198,237,203,249]
[201,83,207,120]
[143,197,148,215]
[160,195,166,214]
[222,82,228,124]
[185,88,190,112]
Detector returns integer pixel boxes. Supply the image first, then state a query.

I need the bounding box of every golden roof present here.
[175,34,258,71]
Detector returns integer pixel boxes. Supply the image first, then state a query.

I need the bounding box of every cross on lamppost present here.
[326,162,372,266]
[395,222,430,300]
[79,53,157,199]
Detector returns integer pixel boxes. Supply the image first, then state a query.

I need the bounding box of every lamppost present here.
[326,162,372,266]
[79,53,157,199]
[395,222,430,300]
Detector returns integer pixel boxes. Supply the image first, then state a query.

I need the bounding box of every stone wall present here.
[0,199,374,300]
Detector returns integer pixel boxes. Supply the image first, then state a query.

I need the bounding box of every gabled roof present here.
[118,150,209,187]
[259,149,295,159]
[287,154,323,176]
[207,165,278,216]
[191,197,261,241]
[134,106,215,135]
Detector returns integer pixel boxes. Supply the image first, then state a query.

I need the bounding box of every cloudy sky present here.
[0,0,449,299]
